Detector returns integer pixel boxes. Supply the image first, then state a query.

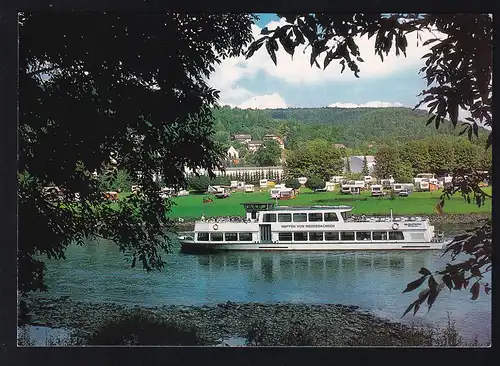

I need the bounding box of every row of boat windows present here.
[198,232,253,242]
[262,212,340,223]
[278,231,405,241]
[196,231,406,242]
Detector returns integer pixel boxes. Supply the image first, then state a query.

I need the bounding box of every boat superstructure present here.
[179,203,446,253]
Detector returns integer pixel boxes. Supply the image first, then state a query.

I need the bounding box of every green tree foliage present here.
[286,139,344,181]
[361,156,369,176]
[305,176,326,191]
[344,157,351,174]
[284,178,301,190]
[393,161,414,183]
[187,175,230,192]
[253,140,282,166]
[18,12,255,294]
[374,145,399,179]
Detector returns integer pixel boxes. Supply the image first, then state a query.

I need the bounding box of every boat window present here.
[293,213,307,222]
[293,232,308,241]
[225,232,237,241]
[308,213,323,222]
[356,232,371,241]
[197,232,209,241]
[263,213,277,222]
[341,231,355,241]
[210,233,223,241]
[278,213,292,222]
[309,232,323,241]
[389,231,405,240]
[372,231,388,240]
[279,232,292,241]
[324,212,339,222]
[341,212,352,221]
[324,232,339,241]
[238,232,253,241]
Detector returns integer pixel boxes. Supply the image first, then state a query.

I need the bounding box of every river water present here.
[36,223,491,344]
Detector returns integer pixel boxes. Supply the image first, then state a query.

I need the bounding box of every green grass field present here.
[165,187,492,219]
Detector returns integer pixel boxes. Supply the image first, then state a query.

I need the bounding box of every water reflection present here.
[196,251,428,282]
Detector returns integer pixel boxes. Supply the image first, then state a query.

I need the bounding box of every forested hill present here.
[211,106,486,149]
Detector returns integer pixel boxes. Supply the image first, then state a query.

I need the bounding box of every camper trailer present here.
[380,177,395,189]
[259,179,268,188]
[341,184,361,195]
[330,176,345,184]
[270,187,295,199]
[244,184,255,193]
[279,188,295,200]
[371,184,384,197]
[364,176,373,184]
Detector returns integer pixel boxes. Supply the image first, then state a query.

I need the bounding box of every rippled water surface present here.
[39,222,491,344]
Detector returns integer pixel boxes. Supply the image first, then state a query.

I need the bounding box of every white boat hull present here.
[179,240,446,253]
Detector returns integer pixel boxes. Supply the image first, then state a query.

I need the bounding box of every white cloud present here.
[209,17,445,107]
[328,101,404,108]
[237,93,287,109]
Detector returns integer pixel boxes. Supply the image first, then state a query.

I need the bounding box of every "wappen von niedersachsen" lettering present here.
[280,224,336,229]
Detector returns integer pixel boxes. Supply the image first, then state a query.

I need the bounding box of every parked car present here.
[399,189,409,197]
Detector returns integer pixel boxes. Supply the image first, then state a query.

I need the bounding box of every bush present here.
[305,176,325,191]
[81,311,200,346]
[389,191,398,200]
[187,175,211,193]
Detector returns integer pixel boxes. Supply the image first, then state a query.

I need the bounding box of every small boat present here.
[178,203,447,253]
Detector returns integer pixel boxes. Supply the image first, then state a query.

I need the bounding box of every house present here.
[263,134,285,149]
[231,134,252,143]
[227,146,239,160]
[343,156,376,174]
[247,140,263,152]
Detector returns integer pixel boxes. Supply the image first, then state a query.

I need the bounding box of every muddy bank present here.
[175,212,491,232]
[22,296,436,346]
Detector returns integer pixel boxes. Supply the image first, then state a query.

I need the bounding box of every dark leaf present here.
[403,275,427,293]
[442,274,453,291]
[356,57,364,62]
[265,41,277,66]
[422,38,440,46]
[470,281,480,300]
[402,301,416,318]
[261,27,271,35]
[419,267,432,276]
[473,122,479,137]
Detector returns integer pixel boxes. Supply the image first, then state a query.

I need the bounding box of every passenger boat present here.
[178,203,446,253]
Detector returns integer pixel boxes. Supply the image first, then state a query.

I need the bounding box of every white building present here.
[227,146,239,160]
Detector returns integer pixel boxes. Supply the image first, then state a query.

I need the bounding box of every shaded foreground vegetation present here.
[19,298,488,347]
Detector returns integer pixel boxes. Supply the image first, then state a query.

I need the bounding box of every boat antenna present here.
[390,208,393,221]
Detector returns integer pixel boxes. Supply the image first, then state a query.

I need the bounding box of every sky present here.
[207,13,471,121]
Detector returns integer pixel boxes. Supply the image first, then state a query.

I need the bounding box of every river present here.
[33,222,491,344]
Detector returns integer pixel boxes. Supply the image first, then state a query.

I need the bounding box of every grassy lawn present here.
[165,187,492,219]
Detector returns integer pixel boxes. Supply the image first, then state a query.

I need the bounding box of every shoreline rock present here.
[22,296,436,346]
